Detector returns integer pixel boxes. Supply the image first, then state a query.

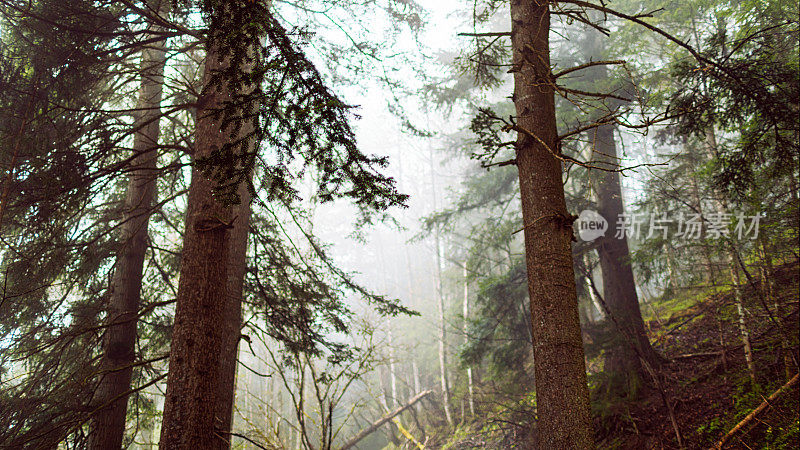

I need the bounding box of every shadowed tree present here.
[581,22,662,394]
[159,1,408,446]
[88,2,169,447]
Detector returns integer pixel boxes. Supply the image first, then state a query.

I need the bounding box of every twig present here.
[219,431,271,450]
[553,60,627,79]
[458,31,511,37]
[481,158,517,168]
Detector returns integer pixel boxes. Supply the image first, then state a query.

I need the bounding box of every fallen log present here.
[340,390,433,450]
[712,373,798,449]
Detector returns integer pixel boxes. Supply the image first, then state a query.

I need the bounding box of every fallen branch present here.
[673,351,724,360]
[393,416,425,449]
[340,390,433,450]
[712,373,798,449]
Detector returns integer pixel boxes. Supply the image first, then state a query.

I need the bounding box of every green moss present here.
[763,416,800,449]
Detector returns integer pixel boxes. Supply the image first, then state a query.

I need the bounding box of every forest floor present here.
[439,261,799,450]
[594,261,800,449]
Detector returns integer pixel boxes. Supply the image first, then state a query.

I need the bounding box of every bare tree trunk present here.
[433,229,453,426]
[462,263,475,417]
[590,120,661,385]
[405,238,424,413]
[378,244,399,409]
[412,359,422,414]
[159,13,257,445]
[510,1,593,447]
[88,3,167,446]
[704,127,757,385]
[388,324,398,407]
[665,244,679,292]
[429,149,453,426]
[583,255,604,323]
[729,253,757,384]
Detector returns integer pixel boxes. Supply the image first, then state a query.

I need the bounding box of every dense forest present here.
[0,0,797,448]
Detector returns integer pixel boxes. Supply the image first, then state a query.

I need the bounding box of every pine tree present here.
[88,2,169,446]
[509,1,593,446]
[159,1,408,445]
[581,23,662,393]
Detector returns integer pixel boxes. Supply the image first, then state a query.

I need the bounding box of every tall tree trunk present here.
[510,1,593,447]
[590,122,661,381]
[462,263,475,417]
[378,244,399,409]
[729,252,757,384]
[159,16,256,446]
[583,22,661,392]
[704,127,757,385]
[214,182,253,450]
[429,150,453,426]
[758,236,792,380]
[88,4,167,446]
[433,227,453,426]
[387,324,398,407]
[412,359,422,412]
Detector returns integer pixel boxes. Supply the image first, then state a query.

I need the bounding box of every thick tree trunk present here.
[213,182,253,450]
[159,23,256,447]
[88,5,166,447]
[510,1,593,447]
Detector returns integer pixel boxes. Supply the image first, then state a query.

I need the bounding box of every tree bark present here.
[88,3,167,446]
[213,182,253,450]
[159,18,256,447]
[510,1,593,447]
